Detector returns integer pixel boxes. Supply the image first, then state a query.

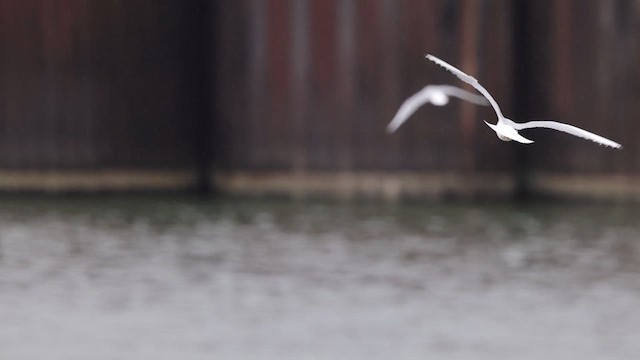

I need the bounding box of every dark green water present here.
[0,195,639,359]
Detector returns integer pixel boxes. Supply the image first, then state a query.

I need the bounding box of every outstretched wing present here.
[438,85,490,106]
[386,86,436,133]
[387,85,490,133]
[425,54,506,121]
[425,55,478,85]
[513,120,622,148]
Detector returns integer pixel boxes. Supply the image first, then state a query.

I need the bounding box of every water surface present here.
[1,196,639,359]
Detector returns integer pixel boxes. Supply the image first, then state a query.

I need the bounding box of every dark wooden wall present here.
[0,0,203,170]
[521,0,638,174]
[214,0,515,174]
[213,0,636,180]
[0,0,637,194]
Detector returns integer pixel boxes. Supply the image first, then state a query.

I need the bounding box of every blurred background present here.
[0,0,636,199]
[214,0,637,201]
[2,1,640,359]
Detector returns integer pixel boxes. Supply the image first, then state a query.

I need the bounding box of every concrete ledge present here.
[214,171,640,201]
[0,169,635,200]
[532,173,640,201]
[0,170,197,192]
[213,171,515,200]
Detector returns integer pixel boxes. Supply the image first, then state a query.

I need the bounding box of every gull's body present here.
[387,85,489,133]
[425,54,622,149]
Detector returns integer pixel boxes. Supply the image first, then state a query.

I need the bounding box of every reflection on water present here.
[1,196,640,359]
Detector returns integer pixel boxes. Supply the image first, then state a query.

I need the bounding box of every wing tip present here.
[600,140,622,149]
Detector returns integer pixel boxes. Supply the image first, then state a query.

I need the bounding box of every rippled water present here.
[1,195,640,359]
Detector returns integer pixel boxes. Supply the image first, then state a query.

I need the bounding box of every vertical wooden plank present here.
[247,0,268,168]
[213,1,248,170]
[69,0,96,168]
[458,0,480,181]
[41,0,59,168]
[41,0,93,169]
[0,1,42,167]
[307,0,338,169]
[552,0,573,117]
[335,0,356,171]
[616,0,640,172]
[354,0,380,169]
[266,0,291,169]
[377,0,400,169]
[103,0,129,167]
[290,0,310,172]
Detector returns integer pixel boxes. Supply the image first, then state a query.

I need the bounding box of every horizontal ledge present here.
[213,171,514,200]
[215,171,640,201]
[532,173,640,201]
[0,169,635,200]
[0,170,197,192]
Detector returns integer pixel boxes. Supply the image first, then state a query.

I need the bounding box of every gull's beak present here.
[483,121,534,144]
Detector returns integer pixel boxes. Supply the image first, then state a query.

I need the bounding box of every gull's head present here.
[483,120,534,144]
[430,90,449,106]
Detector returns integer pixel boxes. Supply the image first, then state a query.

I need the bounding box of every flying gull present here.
[387,85,489,133]
[425,54,622,149]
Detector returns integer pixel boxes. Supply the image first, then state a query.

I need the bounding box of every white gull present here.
[387,85,489,133]
[426,54,622,149]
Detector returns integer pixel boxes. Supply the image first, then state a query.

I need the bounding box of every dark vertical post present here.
[512,1,532,202]
[193,0,214,194]
[336,0,355,171]
[459,0,480,196]
[291,0,309,173]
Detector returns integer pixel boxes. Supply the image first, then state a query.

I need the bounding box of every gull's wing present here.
[512,120,622,148]
[425,54,506,121]
[387,85,490,133]
[386,86,436,133]
[437,85,490,106]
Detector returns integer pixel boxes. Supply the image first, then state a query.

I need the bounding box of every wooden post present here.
[459,0,480,196]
